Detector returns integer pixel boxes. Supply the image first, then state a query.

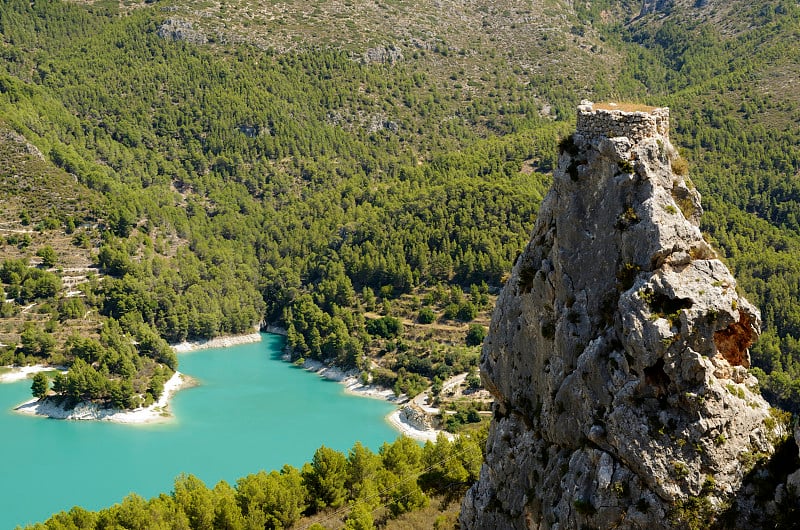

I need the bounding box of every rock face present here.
[157,19,208,45]
[461,101,782,529]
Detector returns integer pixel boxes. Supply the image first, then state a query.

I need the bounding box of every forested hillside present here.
[0,0,799,410]
[0,0,800,504]
[0,0,565,407]
[24,433,485,530]
[1,0,800,526]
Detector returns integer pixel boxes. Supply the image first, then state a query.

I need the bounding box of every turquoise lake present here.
[0,334,399,529]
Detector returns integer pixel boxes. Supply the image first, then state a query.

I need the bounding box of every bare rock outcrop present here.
[363,45,404,64]
[461,101,788,529]
[157,19,208,45]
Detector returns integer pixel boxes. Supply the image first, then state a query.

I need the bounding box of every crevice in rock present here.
[644,358,671,399]
[616,262,641,291]
[713,312,755,368]
[518,265,536,293]
[540,319,556,340]
[648,293,693,317]
[512,408,535,430]
[599,292,620,327]
[567,156,587,181]
[643,290,693,324]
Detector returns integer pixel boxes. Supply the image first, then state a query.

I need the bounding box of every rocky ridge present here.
[461,101,792,528]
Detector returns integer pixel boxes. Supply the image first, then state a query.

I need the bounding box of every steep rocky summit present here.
[461,102,786,528]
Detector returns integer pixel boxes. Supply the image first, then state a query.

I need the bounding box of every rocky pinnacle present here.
[460,101,781,529]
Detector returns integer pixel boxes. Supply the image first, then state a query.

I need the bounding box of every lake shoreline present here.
[0,365,62,384]
[13,371,196,424]
[171,332,263,353]
[4,331,260,424]
[0,332,400,530]
[5,331,454,440]
[300,358,453,442]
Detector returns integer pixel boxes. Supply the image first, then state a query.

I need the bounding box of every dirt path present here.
[363,311,470,332]
[411,372,468,414]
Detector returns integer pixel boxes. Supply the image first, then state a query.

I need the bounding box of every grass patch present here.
[671,156,689,176]
[594,102,658,113]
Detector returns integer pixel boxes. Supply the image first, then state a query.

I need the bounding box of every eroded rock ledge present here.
[461,102,790,529]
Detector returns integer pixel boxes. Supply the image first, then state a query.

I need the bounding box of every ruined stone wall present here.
[576,100,670,141]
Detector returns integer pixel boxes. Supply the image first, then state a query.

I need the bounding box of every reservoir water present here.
[0,334,398,529]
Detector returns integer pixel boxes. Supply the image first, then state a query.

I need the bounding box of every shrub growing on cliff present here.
[573,498,595,515]
[671,156,689,175]
[558,134,579,156]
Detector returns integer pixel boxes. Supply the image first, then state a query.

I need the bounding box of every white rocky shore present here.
[5,332,261,424]
[6,331,457,440]
[300,358,453,442]
[14,371,190,424]
[0,364,60,383]
[171,332,262,353]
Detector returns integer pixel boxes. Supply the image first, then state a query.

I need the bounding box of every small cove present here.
[0,333,398,529]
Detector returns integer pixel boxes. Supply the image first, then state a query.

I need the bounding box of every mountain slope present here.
[1,0,800,526]
[0,0,797,446]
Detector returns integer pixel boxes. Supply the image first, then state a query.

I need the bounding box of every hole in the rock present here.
[644,358,671,398]
[518,265,536,293]
[648,293,693,316]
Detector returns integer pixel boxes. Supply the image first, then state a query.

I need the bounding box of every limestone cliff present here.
[460,102,788,529]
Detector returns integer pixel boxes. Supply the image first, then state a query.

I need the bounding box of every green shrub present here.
[465,324,486,346]
[456,302,478,322]
[366,316,403,338]
[418,307,435,324]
